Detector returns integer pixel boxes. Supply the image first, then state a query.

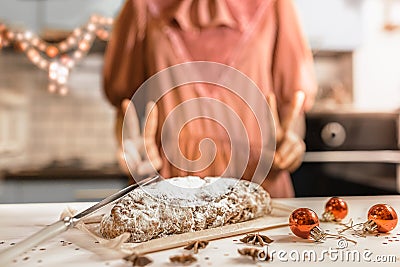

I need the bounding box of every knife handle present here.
[0,218,72,265]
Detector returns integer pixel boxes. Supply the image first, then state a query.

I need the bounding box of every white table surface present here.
[1,196,400,266]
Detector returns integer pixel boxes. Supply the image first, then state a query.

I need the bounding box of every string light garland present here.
[0,23,8,48]
[0,14,113,95]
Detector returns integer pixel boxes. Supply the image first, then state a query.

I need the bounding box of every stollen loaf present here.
[100,176,272,242]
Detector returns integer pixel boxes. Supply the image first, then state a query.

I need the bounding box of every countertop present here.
[1,196,400,266]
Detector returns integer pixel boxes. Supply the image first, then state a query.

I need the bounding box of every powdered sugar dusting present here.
[100,177,271,242]
[142,176,239,206]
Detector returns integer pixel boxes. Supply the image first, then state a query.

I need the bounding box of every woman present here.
[103,0,317,197]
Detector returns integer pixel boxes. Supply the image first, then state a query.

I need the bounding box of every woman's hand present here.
[115,99,162,177]
[268,91,306,173]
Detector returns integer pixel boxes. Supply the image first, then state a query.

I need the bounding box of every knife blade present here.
[0,175,160,265]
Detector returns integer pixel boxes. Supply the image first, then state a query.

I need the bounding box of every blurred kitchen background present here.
[0,0,399,203]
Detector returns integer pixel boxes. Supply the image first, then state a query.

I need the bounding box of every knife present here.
[0,175,160,264]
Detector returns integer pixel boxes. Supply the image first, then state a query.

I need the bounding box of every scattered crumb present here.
[22,257,29,261]
[75,248,80,250]
[383,242,388,245]
[39,248,46,251]
[95,241,100,244]
[0,241,4,245]
[38,260,42,263]
[10,243,15,246]
[204,257,209,260]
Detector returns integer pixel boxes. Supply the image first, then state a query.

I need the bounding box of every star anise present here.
[124,253,153,267]
[239,233,273,246]
[238,247,270,261]
[169,253,197,264]
[183,240,209,254]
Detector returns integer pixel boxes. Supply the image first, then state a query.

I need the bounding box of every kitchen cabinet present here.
[294,0,364,51]
[0,90,28,169]
[0,161,128,204]
[0,173,127,204]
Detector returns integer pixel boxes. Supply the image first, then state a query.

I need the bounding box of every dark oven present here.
[292,111,400,196]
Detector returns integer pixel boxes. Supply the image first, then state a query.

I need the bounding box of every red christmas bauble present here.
[367,204,398,233]
[289,208,320,239]
[324,197,348,221]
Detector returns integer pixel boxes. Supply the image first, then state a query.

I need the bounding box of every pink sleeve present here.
[103,0,147,108]
[272,0,317,113]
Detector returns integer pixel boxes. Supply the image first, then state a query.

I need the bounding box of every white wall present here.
[294,0,400,110]
[294,0,363,51]
[0,0,38,30]
[44,0,124,30]
[353,0,400,110]
[0,0,124,32]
